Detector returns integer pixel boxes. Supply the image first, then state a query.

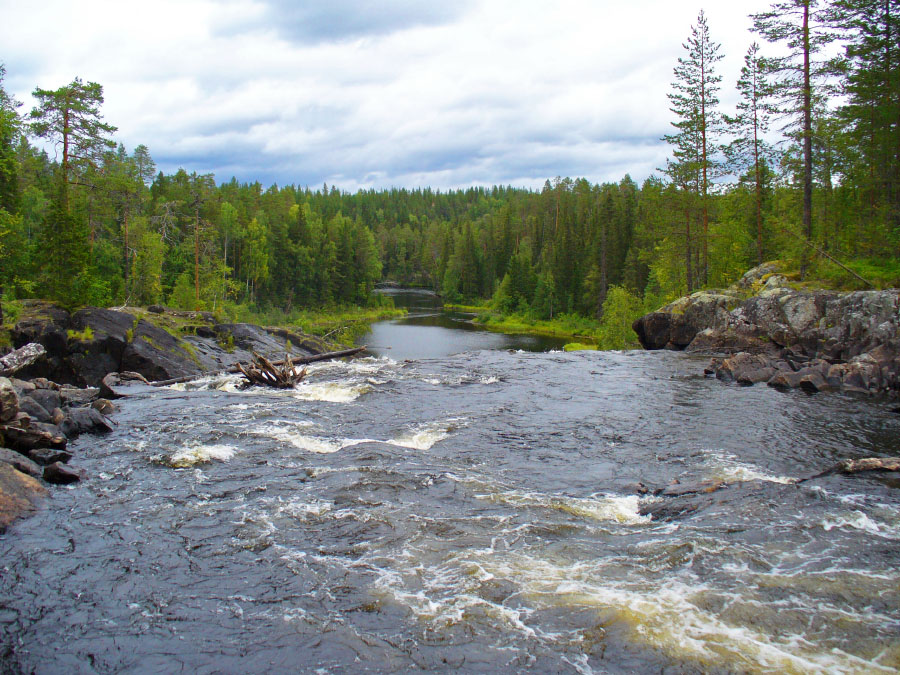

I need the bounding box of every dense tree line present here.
[1,0,898,329]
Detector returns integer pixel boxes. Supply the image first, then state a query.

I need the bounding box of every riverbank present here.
[444,304,607,348]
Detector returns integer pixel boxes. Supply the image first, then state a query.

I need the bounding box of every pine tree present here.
[663,10,724,285]
[753,0,835,276]
[726,42,778,264]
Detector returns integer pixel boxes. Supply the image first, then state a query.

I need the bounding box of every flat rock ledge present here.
[632,263,900,398]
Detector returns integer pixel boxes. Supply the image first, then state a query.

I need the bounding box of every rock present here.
[43,461,85,485]
[715,352,779,385]
[767,370,805,391]
[99,371,149,399]
[2,425,67,453]
[28,447,73,465]
[17,396,52,424]
[9,378,36,395]
[59,386,99,407]
[0,463,48,532]
[0,447,42,478]
[59,408,113,438]
[66,307,136,386]
[91,398,116,415]
[659,480,726,497]
[147,304,166,314]
[0,343,47,376]
[28,387,62,414]
[0,376,19,423]
[632,262,900,398]
[120,319,204,381]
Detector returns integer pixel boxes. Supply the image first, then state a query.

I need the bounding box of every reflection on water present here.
[360,288,568,359]
[2,348,899,673]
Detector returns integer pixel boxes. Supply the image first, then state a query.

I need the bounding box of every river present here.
[1,302,899,673]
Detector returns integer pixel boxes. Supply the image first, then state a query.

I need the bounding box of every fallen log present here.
[150,345,368,387]
[0,343,46,376]
[798,456,900,483]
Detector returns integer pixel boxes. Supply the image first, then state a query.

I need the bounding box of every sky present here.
[1,0,774,192]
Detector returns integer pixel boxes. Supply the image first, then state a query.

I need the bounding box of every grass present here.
[474,311,604,342]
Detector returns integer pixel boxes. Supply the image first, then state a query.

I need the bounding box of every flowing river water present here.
[2,295,900,673]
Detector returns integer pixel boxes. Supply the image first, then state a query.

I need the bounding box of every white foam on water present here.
[250,422,377,454]
[475,555,896,674]
[704,452,796,485]
[271,496,334,519]
[387,418,462,451]
[821,510,900,540]
[291,381,372,403]
[477,489,651,525]
[165,443,237,468]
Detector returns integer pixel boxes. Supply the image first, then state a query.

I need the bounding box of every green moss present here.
[67,326,94,341]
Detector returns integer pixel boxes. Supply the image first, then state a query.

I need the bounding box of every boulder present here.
[0,447,42,478]
[28,387,62,414]
[2,425,67,453]
[120,319,204,381]
[17,396,52,424]
[0,462,48,532]
[0,376,18,423]
[99,371,149,399]
[43,461,85,485]
[59,408,113,438]
[28,447,73,465]
[91,398,116,415]
[66,307,136,386]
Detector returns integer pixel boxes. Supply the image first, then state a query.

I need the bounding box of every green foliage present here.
[596,286,645,350]
[563,343,597,351]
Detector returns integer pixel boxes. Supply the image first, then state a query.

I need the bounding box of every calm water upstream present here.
[359,289,568,358]
[2,305,900,673]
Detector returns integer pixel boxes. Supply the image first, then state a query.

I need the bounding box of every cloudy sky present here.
[1,0,773,191]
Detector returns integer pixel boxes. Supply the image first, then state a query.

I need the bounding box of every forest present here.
[0,0,898,347]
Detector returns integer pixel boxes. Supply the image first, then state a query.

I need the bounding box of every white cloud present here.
[1,0,774,190]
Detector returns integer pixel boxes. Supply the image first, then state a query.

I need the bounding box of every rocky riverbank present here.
[632,263,900,398]
[0,302,333,532]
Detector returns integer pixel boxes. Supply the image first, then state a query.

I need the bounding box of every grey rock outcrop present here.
[633,263,900,397]
[10,303,328,386]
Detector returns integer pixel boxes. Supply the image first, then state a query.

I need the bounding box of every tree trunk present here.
[801,1,813,279]
[194,206,200,311]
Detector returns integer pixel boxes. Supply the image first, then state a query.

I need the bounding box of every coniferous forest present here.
[1,1,898,345]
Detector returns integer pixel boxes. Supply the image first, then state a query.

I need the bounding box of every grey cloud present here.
[228,0,472,43]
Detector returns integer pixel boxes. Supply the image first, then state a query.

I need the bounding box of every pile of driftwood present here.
[237,353,307,389]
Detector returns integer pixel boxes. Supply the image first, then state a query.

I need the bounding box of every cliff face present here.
[632,264,900,398]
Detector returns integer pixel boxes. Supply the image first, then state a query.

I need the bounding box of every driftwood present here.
[0,343,46,376]
[237,353,307,389]
[151,345,368,387]
[799,457,900,483]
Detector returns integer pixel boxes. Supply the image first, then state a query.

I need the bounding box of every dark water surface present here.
[359,289,568,358]
[2,345,900,672]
